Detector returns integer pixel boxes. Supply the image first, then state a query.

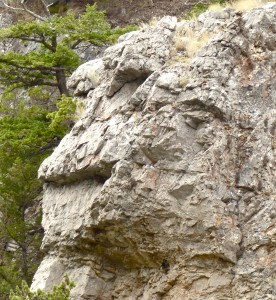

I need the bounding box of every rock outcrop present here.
[32,4,276,300]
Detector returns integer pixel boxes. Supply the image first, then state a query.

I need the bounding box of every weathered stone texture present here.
[33,5,276,300]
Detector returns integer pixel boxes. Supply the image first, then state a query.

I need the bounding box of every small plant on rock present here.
[9,275,74,300]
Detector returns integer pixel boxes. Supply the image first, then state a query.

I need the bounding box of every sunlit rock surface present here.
[33,5,276,300]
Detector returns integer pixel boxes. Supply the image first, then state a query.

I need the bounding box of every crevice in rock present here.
[108,73,152,99]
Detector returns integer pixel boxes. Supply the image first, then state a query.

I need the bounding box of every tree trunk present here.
[21,243,30,284]
[56,68,69,96]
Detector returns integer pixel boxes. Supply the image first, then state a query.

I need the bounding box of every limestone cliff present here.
[32,4,276,300]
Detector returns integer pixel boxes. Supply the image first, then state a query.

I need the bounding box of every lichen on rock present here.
[32,5,276,300]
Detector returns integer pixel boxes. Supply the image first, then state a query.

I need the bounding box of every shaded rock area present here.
[32,4,276,300]
[46,0,209,26]
[0,0,209,26]
[95,0,208,26]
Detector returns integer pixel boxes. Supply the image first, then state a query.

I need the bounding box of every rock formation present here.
[32,3,276,299]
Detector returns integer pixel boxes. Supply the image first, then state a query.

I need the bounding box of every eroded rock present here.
[33,6,276,300]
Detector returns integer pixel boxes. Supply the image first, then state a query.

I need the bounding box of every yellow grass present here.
[175,0,275,59]
[174,24,215,59]
[183,32,211,58]
[139,17,159,30]
[209,0,273,12]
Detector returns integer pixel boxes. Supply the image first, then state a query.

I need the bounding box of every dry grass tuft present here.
[173,0,274,60]
[229,0,271,11]
[174,24,214,60]
[140,16,159,29]
[178,31,211,58]
[210,0,272,12]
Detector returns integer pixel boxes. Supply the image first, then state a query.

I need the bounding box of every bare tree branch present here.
[2,0,47,21]
[21,2,47,21]
[3,0,25,13]
[39,0,52,18]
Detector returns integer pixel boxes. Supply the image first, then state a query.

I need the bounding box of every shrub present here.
[9,275,74,300]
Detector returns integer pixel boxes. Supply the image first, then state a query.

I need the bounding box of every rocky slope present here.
[32,3,276,299]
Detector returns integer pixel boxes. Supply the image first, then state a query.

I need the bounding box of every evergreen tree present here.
[0,4,135,95]
[0,89,65,299]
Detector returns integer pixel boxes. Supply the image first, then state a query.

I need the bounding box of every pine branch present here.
[0,56,72,73]
[22,37,56,51]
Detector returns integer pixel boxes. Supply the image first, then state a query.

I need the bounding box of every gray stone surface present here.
[33,5,276,300]
[68,59,105,96]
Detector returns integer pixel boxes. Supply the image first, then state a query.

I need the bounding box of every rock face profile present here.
[32,4,275,300]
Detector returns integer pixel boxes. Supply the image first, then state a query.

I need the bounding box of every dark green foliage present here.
[0,90,66,299]
[47,94,77,133]
[9,275,75,300]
